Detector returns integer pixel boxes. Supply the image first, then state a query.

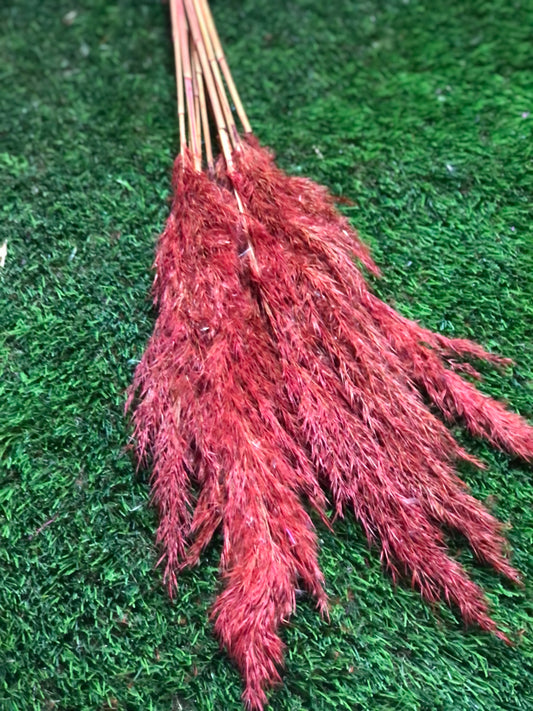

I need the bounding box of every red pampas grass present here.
[231,137,533,461]
[127,1,533,708]
[128,153,327,708]
[230,143,524,627]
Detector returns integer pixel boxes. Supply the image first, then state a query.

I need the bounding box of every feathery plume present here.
[128,153,326,708]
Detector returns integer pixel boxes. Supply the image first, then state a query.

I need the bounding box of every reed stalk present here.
[196,0,252,134]
[169,0,186,153]
[183,0,233,167]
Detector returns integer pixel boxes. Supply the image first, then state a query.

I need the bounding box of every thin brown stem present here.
[176,0,201,169]
[197,0,251,134]
[193,0,240,147]
[183,0,233,168]
[194,48,214,174]
[191,48,202,165]
[170,0,187,153]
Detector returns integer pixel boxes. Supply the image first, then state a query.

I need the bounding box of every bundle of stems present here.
[128,0,533,708]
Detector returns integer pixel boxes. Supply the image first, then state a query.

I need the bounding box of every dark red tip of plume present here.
[366,296,533,461]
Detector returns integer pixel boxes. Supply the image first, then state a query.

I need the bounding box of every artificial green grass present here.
[1,0,532,709]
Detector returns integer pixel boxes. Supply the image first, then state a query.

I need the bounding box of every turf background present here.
[1,0,532,709]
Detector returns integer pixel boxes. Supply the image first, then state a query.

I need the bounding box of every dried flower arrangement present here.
[127,1,533,707]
